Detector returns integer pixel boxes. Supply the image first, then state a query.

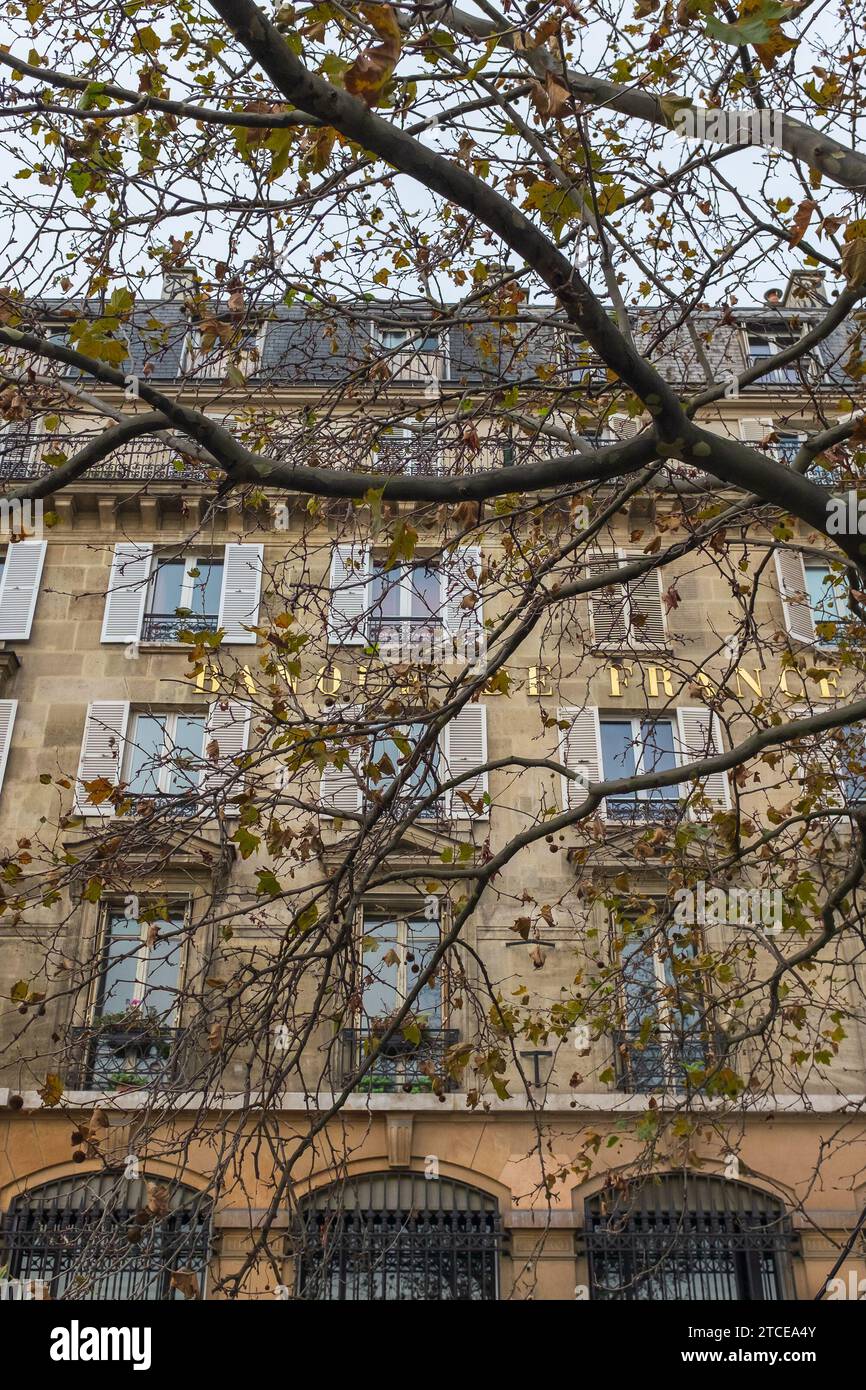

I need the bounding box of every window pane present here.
[166,716,205,795]
[362,919,401,1017]
[408,563,440,620]
[142,917,184,1018]
[640,719,678,800]
[97,914,145,1014]
[149,560,186,615]
[381,330,406,351]
[622,933,659,1028]
[405,918,441,1023]
[125,715,167,795]
[191,559,223,617]
[600,720,638,814]
[600,721,637,780]
[369,565,401,619]
[368,723,438,811]
[805,563,842,628]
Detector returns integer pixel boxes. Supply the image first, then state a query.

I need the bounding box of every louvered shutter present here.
[587,552,629,647]
[0,540,46,639]
[441,546,484,662]
[327,544,371,646]
[739,417,774,447]
[558,706,602,814]
[217,544,263,644]
[101,543,153,643]
[627,566,667,646]
[441,704,488,818]
[774,549,817,643]
[675,706,731,815]
[74,701,130,816]
[610,412,639,440]
[200,699,251,812]
[0,699,17,796]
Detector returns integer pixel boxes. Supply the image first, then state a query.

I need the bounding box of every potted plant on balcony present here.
[90,1003,172,1077]
[107,1070,149,1092]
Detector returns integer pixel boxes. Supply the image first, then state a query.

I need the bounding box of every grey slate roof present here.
[14,297,858,390]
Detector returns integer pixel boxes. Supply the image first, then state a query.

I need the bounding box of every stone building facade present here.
[0,271,864,1301]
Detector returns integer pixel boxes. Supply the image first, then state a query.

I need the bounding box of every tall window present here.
[143,554,224,642]
[295,1173,500,1300]
[183,323,261,378]
[600,718,679,820]
[585,1175,795,1300]
[342,910,453,1093]
[368,561,442,655]
[804,561,845,642]
[616,919,706,1090]
[79,905,186,1088]
[4,1173,210,1300]
[746,327,815,385]
[365,720,441,816]
[123,711,207,800]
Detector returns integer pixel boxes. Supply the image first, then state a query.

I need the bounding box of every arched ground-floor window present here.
[295,1171,501,1300]
[584,1174,796,1300]
[3,1172,212,1300]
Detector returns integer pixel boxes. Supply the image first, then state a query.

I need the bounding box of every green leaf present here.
[82,876,103,903]
[255,868,283,897]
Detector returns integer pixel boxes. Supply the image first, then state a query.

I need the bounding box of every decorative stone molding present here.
[386,1114,413,1167]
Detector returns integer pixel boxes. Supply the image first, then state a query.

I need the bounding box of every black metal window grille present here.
[584,1175,795,1300]
[295,1172,501,1300]
[3,1173,211,1301]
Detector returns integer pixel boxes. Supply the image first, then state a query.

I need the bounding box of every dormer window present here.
[375,324,446,382]
[745,326,818,385]
[183,321,262,380]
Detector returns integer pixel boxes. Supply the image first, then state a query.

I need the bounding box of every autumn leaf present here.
[344,4,401,107]
[841,238,866,290]
[523,180,586,238]
[147,1182,170,1218]
[39,1073,64,1107]
[789,199,817,248]
[82,776,115,806]
[169,1268,200,1300]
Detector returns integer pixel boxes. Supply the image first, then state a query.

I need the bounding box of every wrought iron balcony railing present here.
[0,431,211,482]
[340,1025,460,1093]
[613,1028,709,1093]
[65,1023,182,1090]
[140,612,220,643]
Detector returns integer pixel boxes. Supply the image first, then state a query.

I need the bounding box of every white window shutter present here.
[101,543,153,643]
[627,565,667,646]
[675,707,731,814]
[200,699,251,812]
[0,699,17,796]
[441,703,488,818]
[610,412,639,440]
[441,545,484,661]
[557,706,602,814]
[218,543,263,644]
[74,701,130,816]
[327,544,371,646]
[0,540,46,640]
[774,549,817,643]
[587,552,629,647]
[739,417,774,446]
[320,745,363,816]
